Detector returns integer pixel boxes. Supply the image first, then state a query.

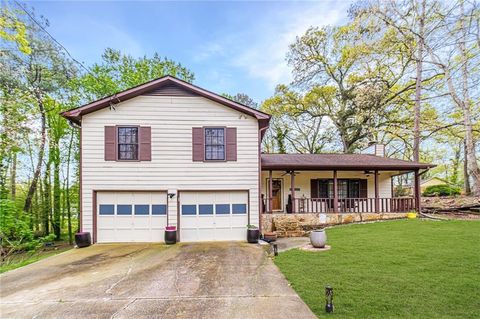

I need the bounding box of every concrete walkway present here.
[0,242,316,319]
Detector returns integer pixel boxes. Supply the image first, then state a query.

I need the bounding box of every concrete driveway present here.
[0,242,316,319]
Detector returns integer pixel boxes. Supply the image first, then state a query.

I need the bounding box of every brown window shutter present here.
[192,127,204,161]
[310,179,318,198]
[139,126,151,161]
[359,179,368,198]
[225,127,237,161]
[104,126,116,161]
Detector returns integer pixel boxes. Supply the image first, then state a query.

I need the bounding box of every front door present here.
[272,179,282,211]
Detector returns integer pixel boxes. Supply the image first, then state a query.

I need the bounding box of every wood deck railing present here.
[286,197,415,214]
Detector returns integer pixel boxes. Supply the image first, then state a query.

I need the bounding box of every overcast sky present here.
[31,0,352,102]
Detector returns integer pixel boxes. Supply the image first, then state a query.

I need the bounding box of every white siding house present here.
[63,76,269,243]
[62,76,433,243]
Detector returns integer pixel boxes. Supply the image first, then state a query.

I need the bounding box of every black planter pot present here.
[75,232,91,248]
[165,230,177,245]
[247,228,259,243]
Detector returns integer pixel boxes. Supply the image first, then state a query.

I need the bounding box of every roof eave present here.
[261,164,435,171]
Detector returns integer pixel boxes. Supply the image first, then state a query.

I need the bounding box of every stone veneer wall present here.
[261,213,408,237]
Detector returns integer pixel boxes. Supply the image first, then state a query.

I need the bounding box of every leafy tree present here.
[222,93,259,109]
[261,85,339,153]
[0,7,31,54]
[74,48,195,101]
[283,22,421,152]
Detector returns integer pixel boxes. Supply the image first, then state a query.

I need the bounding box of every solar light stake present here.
[273,243,278,256]
[325,286,334,313]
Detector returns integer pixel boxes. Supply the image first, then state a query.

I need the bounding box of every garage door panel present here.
[131,229,151,242]
[151,216,167,227]
[96,191,167,243]
[181,216,198,228]
[179,191,248,242]
[181,229,198,242]
[117,193,134,204]
[215,228,233,241]
[132,192,151,203]
[215,216,231,228]
[231,215,247,224]
[197,229,216,241]
[98,229,115,242]
[132,217,150,227]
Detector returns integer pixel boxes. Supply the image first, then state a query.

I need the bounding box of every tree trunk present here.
[10,152,16,199]
[450,142,461,185]
[43,160,51,235]
[464,140,471,195]
[52,142,61,240]
[459,1,480,196]
[24,90,47,213]
[413,0,426,162]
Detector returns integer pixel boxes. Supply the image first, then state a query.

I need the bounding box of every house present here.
[419,177,450,192]
[395,176,449,196]
[61,76,434,243]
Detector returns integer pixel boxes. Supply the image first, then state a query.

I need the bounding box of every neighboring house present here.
[62,76,434,243]
[419,177,450,192]
[396,177,449,195]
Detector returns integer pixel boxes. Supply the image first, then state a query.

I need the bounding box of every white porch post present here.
[268,170,273,213]
[290,171,296,213]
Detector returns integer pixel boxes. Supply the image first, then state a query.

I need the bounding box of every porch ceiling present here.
[261,154,435,171]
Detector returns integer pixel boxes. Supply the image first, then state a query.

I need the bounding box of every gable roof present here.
[61,75,271,127]
[261,153,435,171]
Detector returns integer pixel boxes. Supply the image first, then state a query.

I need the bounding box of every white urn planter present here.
[310,229,327,248]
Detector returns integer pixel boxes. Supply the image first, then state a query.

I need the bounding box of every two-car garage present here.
[95,190,249,243]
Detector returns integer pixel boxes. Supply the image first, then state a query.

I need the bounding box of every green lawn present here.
[275,220,480,319]
[0,244,72,274]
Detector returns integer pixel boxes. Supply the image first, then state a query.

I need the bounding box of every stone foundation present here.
[261,212,408,237]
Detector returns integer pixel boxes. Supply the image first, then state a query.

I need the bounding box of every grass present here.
[274,220,480,319]
[0,243,72,274]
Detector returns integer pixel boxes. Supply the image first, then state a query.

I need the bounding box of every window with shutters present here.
[316,179,361,198]
[204,128,225,161]
[118,127,138,160]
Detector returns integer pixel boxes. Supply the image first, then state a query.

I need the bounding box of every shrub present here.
[0,199,37,253]
[422,184,461,197]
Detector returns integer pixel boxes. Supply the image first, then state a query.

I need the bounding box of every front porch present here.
[261,169,421,215]
[259,154,433,235]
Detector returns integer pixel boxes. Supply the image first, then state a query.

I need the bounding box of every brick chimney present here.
[362,143,385,157]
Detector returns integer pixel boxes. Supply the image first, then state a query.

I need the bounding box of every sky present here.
[30,0,353,102]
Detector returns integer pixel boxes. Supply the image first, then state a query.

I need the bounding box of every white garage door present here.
[179,191,248,242]
[97,191,167,243]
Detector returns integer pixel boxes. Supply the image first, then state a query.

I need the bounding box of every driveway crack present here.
[105,255,134,295]
[110,298,136,319]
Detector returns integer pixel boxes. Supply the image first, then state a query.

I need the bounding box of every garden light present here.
[325,285,334,313]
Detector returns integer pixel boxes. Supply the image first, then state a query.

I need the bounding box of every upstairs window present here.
[205,128,225,161]
[118,127,138,160]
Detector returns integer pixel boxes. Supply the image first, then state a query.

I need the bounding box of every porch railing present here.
[289,197,415,214]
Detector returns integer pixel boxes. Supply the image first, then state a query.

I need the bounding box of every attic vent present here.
[142,84,199,97]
